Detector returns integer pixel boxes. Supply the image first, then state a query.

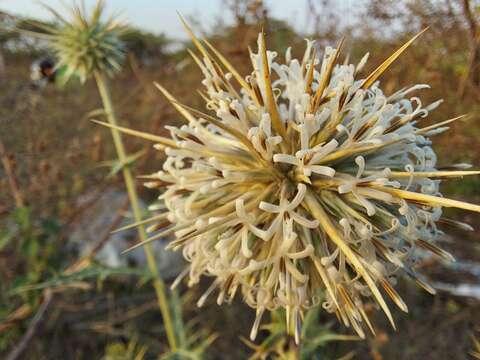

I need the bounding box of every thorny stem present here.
[94,71,178,351]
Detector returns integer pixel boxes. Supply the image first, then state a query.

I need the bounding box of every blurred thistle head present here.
[100,20,480,344]
[26,0,125,83]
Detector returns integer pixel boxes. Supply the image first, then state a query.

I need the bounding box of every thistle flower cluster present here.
[120,27,480,343]
[32,0,125,83]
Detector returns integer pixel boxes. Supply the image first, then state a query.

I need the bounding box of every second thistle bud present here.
[31,0,126,83]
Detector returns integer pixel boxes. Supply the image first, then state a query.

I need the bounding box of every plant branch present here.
[93,71,178,351]
[6,290,53,360]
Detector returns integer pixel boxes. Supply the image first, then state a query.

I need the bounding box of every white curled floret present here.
[273,139,338,180]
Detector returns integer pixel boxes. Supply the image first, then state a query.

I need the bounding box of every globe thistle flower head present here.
[104,23,480,344]
[31,0,125,83]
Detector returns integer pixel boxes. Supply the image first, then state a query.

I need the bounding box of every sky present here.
[0,0,359,40]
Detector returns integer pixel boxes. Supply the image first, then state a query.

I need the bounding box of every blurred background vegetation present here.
[0,0,479,359]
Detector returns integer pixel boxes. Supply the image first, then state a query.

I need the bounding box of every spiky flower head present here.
[107,23,480,343]
[29,0,125,83]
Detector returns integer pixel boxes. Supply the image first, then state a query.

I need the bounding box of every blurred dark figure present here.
[30,58,56,88]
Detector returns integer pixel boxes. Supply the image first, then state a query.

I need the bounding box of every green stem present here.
[94,71,178,351]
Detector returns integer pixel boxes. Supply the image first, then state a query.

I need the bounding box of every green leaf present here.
[97,150,146,178]
[8,265,151,295]
[171,289,187,348]
[0,229,15,251]
[12,206,32,231]
[41,218,61,235]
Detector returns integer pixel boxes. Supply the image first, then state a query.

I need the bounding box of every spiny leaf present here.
[305,48,317,94]
[416,239,455,262]
[259,31,287,139]
[379,278,408,313]
[169,100,262,157]
[312,36,345,111]
[122,226,178,254]
[312,258,341,311]
[177,13,212,64]
[361,28,428,89]
[415,114,468,134]
[385,170,480,178]
[202,38,259,104]
[102,150,145,177]
[376,186,480,213]
[154,82,198,124]
[91,119,178,148]
[112,213,169,233]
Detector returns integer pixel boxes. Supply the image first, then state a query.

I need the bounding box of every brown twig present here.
[459,0,480,97]
[462,0,478,40]
[6,290,53,360]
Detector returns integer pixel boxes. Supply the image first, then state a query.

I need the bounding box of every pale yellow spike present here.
[380,279,408,313]
[169,214,237,248]
[169,100,257,153]
[304,190,396,329]
[415,114,468,134]
[168,101,284,180]
[197,89,211,104]
[416,239,455,262]
[338,284,356,312]
[187,48,206,71]
[178,14,243,99]
[385,170,480,178]
[312,36,345,111]
[193,42,243,100]
[111,213,169,234]
[177,13,213,63]
[91,120,178,148]
[376,186,480,213]
[371,238,402,266]
[285,304,292,337]
[361,28,428,90]
[259,31,287,140]
[154,82,198,124]
[121,220,196,254]
[312,258,341,310]
[304,48,317,94]
[170,100,285,178]
[186,47,223,93]
[317,142,388,165]
[202,37,259,104]
[359,307,376,336]
[414,277,436,295]
[317,135,407,165]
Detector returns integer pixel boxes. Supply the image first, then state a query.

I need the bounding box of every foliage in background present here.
[243,307,358,360]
